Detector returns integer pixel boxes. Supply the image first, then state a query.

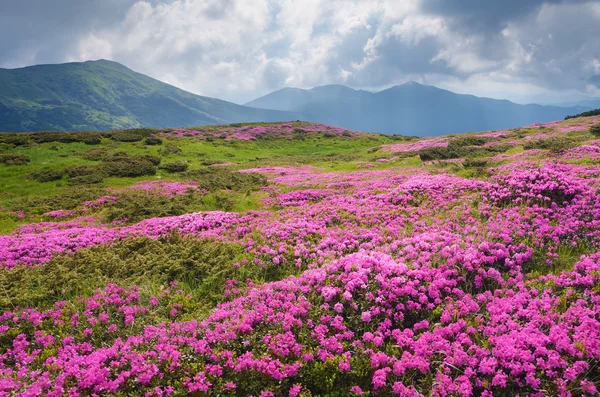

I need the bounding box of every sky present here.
[1,0,599,105]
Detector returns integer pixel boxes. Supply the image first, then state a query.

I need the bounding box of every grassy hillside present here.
[1,117,600,395]
[0,60,299,132]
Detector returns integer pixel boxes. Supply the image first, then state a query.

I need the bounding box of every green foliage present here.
[0,235,246,311]
[418,144,510,161]
[160,144,182,156]
[102,158,157,177]
[67,173,104,186]
[184,168,268,193]
[523,137,577,152]
[28,169,64,182]
[159,160,189,173]
[4,187,106,214]
[449,136,488,147]
[77,148,110,161]
[565,108,600,120]
[110,132,144,142]
[64,165,101,178]
[463,158,489,168]
[0,153,30,165]
[0,135,29,146]
[144,136,163,145]
[590,125,600,137]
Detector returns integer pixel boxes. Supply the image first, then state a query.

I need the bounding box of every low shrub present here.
[4,187,106,214]
[64,165,101,178]
[523,137,577,152]
[0,153,30,165]
[67,173,104,185]
[1,135,29,146]
[29,169,64,182]
[463,158,488,168]
[184,168,268,192]
[590,124,600,137]
[0,235,245,310]
[449,136,488,147]
[161,145,182,156]
[419,144,510,161]
[565,108,600,120]
[144,136,163,145]
[82,136,102,145]
[110,132,143,142]
[102,158,156,177]
[159,160,189,173]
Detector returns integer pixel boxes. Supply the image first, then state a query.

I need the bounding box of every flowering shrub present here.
[2,118,600,395]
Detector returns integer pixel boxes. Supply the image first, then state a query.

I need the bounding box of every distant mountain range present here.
[0,59,592,135]
[0,60,299,132]
[246,83,591,136]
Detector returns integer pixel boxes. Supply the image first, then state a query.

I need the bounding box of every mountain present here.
[0,60,299,132]
[246,82,590,136]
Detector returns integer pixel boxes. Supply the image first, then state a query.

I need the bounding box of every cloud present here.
[1,0,599,104]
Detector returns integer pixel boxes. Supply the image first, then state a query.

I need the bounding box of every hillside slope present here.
[247,82,589,136]
[0,60,299,132]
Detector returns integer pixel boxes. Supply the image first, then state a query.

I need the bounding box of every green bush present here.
[419,144,510,161]
[4,187,106,214]
[144,136,163,145]
[139,155,162,166]
[0,235,246,311]
[159,160,189,173]
[449,137,488,147]
[102,158,156,177]
[463,158,488,168]
[1,135,29,146]
[110,132,143,142]
[161,145,182,156]
[64,165,101,178]
[565,109,600,120]
[67,173,104,185]
[29,169,64,182]
[83,136,102,145]
[523,137,577,152]
[184,168,268,192]
[590,125,600,137]
[0,153,30,165]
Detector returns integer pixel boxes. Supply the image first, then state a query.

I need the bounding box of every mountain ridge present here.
[246,82,590,136]
[0,60,300,132]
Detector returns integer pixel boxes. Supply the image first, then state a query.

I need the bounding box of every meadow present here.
[1,117,600,396]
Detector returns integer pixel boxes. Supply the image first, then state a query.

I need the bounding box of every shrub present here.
[523,137,577,152]
[144,136,163,145]
[565,108,600,120]
[139,155,162,166]
[29,169,64,182]
[159,160,189,173]
[463,158,488,168]
[161,145,182,156]
[419,144,510,161]
[590,125,600,137]
[0,153,30,165]
[83,136,102,145]
[68,173,104,185]
[184,168,268,192]
[5,187,106,214]
[110,132,143,142]
[102,158,156,177]
[1,135,29,146]
[64,165,101,178]
[449,137,488,147]
[0,235,245,310]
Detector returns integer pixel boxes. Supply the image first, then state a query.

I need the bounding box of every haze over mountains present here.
[246,83,591,136]
[0,59,593,136]
[0,60,299,132]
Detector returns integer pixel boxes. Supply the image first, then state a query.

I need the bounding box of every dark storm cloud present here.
[0,0,135,66]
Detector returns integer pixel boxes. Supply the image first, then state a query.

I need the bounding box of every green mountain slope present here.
[0,60,299,132]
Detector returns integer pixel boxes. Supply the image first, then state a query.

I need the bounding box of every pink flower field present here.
[1,117,600,396]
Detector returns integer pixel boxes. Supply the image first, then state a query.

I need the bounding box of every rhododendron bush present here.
[1,117,600,396]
